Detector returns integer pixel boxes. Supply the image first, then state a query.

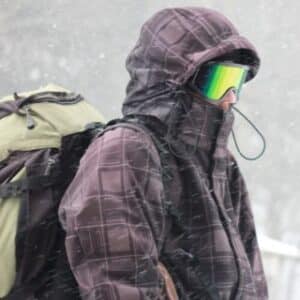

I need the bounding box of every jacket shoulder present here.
[81,123,162,174]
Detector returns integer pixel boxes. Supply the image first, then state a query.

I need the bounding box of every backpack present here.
[0,85,179,300]
[0,85,105,299]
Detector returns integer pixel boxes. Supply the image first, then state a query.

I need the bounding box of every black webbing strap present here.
[0,173,61,199]
[1,284,37,300]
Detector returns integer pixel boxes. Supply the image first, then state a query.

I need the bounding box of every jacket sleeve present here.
[58,126,167,300]
[227,155,268,299]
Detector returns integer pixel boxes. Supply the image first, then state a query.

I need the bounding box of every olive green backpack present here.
[0,85,105,300]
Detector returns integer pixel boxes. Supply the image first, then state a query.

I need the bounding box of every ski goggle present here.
[190,61,250,104]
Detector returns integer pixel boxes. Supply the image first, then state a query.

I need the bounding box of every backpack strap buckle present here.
[0,180,27,199]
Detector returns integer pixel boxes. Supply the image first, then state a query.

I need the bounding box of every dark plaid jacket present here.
[59,7,268,300]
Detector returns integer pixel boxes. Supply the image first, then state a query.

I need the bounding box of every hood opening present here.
[122,7,260,123]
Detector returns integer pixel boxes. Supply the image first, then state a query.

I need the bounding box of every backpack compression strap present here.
[0,173,60,199]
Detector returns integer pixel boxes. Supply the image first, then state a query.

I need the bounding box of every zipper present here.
[0,91,84,128]
[44,157,57,176]
[18,91,83,108]
[20,92,82,130]
[0,92,83,121]
[24,105,36,129]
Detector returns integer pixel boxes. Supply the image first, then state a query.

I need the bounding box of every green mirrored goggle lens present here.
[195,62,249,102]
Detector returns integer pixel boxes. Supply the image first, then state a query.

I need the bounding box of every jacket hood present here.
[122,7,260,152]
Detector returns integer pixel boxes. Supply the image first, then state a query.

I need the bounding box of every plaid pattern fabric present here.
[59,126,168,300]
[123,7,260,122]
[59,7,268,300]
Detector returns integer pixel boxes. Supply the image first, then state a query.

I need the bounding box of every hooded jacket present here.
[59,7,268,300]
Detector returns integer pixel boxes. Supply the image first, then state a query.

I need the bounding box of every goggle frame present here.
[190,61,250,104]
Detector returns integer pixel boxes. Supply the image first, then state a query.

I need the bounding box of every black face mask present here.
[166,87,266,161]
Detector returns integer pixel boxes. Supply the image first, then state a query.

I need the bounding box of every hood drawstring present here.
[165,89,266,161]
[231,106,266,160]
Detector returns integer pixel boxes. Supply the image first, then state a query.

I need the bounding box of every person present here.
[59,7,268,300]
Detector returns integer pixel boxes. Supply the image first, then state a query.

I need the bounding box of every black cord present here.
[231,106,267,161]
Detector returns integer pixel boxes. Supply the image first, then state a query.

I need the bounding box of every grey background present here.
[1,0,299,298]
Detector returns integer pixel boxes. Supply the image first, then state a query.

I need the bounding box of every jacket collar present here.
[174,98,234,153]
